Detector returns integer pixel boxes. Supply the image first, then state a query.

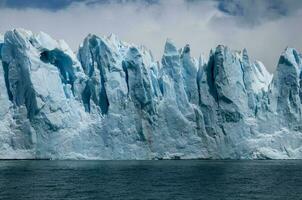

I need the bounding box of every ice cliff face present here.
[0,28,302,159]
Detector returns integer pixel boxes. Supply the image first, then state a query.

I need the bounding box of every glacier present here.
[0,28,302,160]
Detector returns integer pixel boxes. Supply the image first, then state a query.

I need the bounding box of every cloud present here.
[0,0,301,72]
[0,0,78,10]
[0,0,158,10]
[216,0,302,27]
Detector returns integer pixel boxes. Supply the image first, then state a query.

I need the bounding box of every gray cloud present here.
[0,0,79,10]
[0,0,301,72]
[0,0,158,10]
[216,0,302,27]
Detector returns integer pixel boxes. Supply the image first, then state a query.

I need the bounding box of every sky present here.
[0,0,301,72]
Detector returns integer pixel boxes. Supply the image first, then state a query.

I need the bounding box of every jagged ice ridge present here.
[0,29,302,160]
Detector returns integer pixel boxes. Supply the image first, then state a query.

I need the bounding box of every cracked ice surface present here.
[0,28,302,160]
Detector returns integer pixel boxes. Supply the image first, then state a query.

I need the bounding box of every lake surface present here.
[0,160,302,200]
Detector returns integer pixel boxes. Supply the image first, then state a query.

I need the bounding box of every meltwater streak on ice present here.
[0,28,302,160]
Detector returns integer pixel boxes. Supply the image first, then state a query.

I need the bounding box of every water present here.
[0,160,302,200]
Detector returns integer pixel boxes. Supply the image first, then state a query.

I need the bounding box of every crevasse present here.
[0,28,302,160]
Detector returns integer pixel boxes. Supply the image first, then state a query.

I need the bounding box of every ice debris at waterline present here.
[0,28,302,160]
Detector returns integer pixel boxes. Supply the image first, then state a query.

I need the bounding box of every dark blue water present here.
[0,160,302,200]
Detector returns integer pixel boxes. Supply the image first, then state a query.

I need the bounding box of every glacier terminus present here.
[0,28,302,160]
